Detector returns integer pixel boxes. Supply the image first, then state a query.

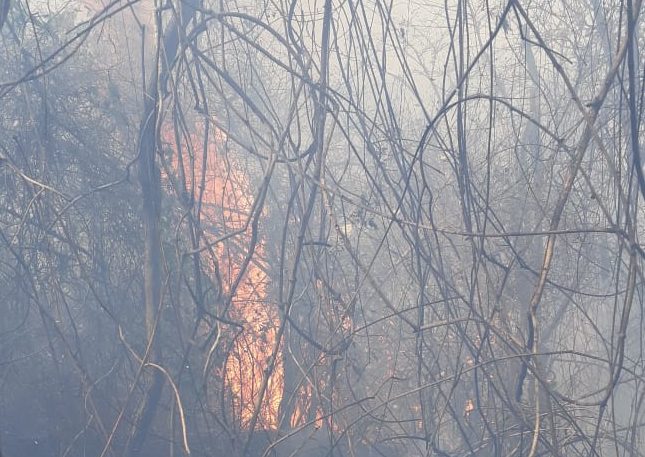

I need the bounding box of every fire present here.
[163,121,283,430]
[79,0,305,433]
[162,121,366,435]
[289,382,325,429]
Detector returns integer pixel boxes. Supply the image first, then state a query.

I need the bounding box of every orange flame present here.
[163,122,283,430]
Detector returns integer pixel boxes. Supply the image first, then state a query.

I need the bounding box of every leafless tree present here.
[2,0,645,456]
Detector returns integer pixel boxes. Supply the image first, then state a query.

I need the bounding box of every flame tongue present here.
[165,123,283,430]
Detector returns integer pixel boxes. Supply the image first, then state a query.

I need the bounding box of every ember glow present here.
[164,122,284,430]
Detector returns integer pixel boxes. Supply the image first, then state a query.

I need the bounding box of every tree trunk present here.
[128,3,198,455]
